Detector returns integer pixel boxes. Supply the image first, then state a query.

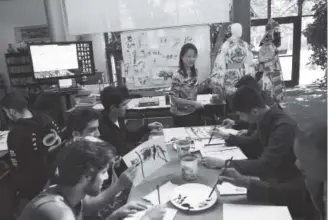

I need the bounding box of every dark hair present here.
[117,86,129,99]
[298,123,327,157]
[178,43,198,78]
[100,86,125,111]
[235,75,261,93]
[0,91,28,112]
[57,137,116,186]
[66,107,99,134]
[231,86,266,113]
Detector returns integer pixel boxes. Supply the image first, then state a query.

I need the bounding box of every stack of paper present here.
[200,146,247,160]
[163,128,189,143]
[223,204,293,220]
[124,208,177,220]
[217,182,247,195]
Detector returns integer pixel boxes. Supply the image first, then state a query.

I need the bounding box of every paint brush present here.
[208,157,233,198]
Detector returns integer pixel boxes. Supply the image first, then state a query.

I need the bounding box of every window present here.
[251,0,268,19]
[271,0,298,18]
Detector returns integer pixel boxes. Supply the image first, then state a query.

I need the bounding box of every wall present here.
[0,0,47,88]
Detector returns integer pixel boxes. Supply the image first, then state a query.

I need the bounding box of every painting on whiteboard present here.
[123,137,170,186]
[121,25,211,90]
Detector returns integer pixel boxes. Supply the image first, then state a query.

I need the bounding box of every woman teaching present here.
[170,43,205,127]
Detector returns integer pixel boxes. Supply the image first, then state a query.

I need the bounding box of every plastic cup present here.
[176,139,192,158]
[180,155,198,181]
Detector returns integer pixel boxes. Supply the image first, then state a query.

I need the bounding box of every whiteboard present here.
[121,25,211,90]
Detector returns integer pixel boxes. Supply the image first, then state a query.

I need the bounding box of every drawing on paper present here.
[123,137,170,186]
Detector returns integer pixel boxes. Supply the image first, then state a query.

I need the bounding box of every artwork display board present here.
[121,25,211,90]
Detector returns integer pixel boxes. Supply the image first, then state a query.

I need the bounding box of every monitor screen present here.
[30,42,95,79]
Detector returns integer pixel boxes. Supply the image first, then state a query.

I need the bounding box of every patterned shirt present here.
[170,69,198,116]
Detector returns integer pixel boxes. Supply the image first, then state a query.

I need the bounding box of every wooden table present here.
[128,133,252,220]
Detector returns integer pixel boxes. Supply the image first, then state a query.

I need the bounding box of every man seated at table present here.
[99,86,163,156]
[1,91,62,200]
[221,75,281,159]
[212,123,326,220]
[202,86,300,183]
[19,137,166,220]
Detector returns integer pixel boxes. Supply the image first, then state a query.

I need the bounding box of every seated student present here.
[19,137,166,220]
[0,91,61,200]
[98,86,163,156]
[213,123,326,220]
[202,86,299,181]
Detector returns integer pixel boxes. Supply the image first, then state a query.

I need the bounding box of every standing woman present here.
[170,43,204,127]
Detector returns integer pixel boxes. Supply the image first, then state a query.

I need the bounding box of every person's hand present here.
[194,101,204,109]
[237,129,248,136]
[222,118,235,128]
[212,129,230,140]
[140,205,166,220]
[117,166,137,189]
[218,168,251,188]
[109,201,148,219]
[201,156,225,169]
[148,122,164,131]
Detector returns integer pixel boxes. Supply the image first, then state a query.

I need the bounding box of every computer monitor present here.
[29,41,95,80]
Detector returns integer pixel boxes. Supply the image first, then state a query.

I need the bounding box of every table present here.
[128,132,251,220]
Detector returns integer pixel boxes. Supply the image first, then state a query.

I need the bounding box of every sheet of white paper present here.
[123,137,170,186]
[124,208,177,220]
[0,131,9,151]
[217,182,247,195]
[217,127,239,135]
[92,103,104,110]
[200,147,247,160]
[223,204,293,220]
[143,181,178,205]
[163,127,189,143]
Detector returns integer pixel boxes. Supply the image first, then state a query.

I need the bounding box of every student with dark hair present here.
[19,137,166,220]
[99,86,163,156]
[170,43,206,127]
[65,107,100,139]
[0,91,61,200]
[202,86,299,181]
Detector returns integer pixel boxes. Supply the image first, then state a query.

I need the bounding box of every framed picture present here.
[14,25,50,43]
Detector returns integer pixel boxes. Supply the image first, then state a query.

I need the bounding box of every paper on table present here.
[200,147,247,160]
[223,204,293,220]
[217,182,247,195]
[0,131,9,151]
[217,127,239,135]
[92,103,104,110]
[124,208,177,220]
[163,127,189,143]
[143,181,178,205]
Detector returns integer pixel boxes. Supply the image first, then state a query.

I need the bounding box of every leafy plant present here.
[303,0,327,71]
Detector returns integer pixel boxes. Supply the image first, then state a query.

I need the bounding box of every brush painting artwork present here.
[123,137,171,186]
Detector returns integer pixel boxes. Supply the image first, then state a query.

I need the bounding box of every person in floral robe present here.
[257,18,285,102]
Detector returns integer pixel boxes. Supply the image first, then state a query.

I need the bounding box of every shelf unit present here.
[4,52,56,89]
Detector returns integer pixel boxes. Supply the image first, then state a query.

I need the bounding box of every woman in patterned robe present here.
[257,18,285,102]
[210,23,255,102]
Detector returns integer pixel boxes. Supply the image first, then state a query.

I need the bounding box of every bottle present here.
[165,94,170,105]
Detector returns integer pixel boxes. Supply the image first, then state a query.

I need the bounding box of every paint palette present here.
[170,183,217,211]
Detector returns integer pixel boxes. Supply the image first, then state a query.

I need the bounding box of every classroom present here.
[0,0,326,220]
